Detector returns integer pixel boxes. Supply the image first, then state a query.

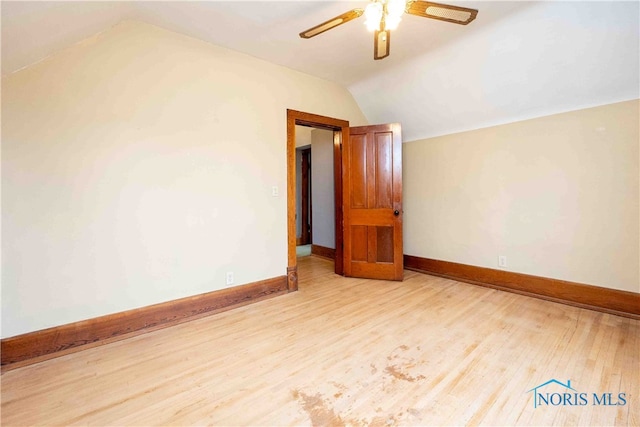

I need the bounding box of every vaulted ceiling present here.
[2,1,638,141]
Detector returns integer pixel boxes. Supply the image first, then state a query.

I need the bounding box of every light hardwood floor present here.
[2,256,638,426]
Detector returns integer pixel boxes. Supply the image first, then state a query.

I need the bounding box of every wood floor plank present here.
[1,255,638,426]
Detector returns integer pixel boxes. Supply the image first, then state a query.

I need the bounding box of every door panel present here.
[343,123,403,281]
[350,134,367,209]
[376,226,394,262]
[352,225,368,261]
[374,134,393,208]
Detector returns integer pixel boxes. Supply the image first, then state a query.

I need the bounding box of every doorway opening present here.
[295,144,312,257]
[286,110,350,291]
[296,128,340,260]
[299,146,312,246]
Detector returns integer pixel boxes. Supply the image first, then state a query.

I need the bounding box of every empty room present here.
[1,1,638,426]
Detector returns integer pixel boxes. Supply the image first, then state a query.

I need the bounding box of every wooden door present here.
[343,123,403,281]
[300,148,312,245]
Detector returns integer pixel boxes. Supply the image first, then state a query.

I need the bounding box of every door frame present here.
[286,109,349,291]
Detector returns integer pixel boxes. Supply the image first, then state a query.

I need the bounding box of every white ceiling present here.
[2,1,639,141]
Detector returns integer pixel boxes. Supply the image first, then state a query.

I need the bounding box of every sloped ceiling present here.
[2,1,638,141]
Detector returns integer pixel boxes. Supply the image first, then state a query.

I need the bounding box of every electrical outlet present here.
[226,271,234,285]
[498,255,507,268]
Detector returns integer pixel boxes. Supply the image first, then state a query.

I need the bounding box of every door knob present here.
[394,210,400,216]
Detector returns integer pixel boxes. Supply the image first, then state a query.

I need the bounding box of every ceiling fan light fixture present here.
[386,0,407,18]
[384,15,402,31]
[364,2,383,31]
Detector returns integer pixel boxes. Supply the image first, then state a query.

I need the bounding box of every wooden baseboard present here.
[311,244,336,260]
[404,255,640,320]
[1,275,288,372]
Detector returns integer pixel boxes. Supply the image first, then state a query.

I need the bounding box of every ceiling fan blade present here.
[299,9,364,39]
[374,29,390,60]
[406,1,478,25]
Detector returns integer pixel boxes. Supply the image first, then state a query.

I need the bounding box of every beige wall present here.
[404,100,639,293]
[1,21,367,338]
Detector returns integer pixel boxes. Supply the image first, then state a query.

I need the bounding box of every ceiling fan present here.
[299,0,478,60]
